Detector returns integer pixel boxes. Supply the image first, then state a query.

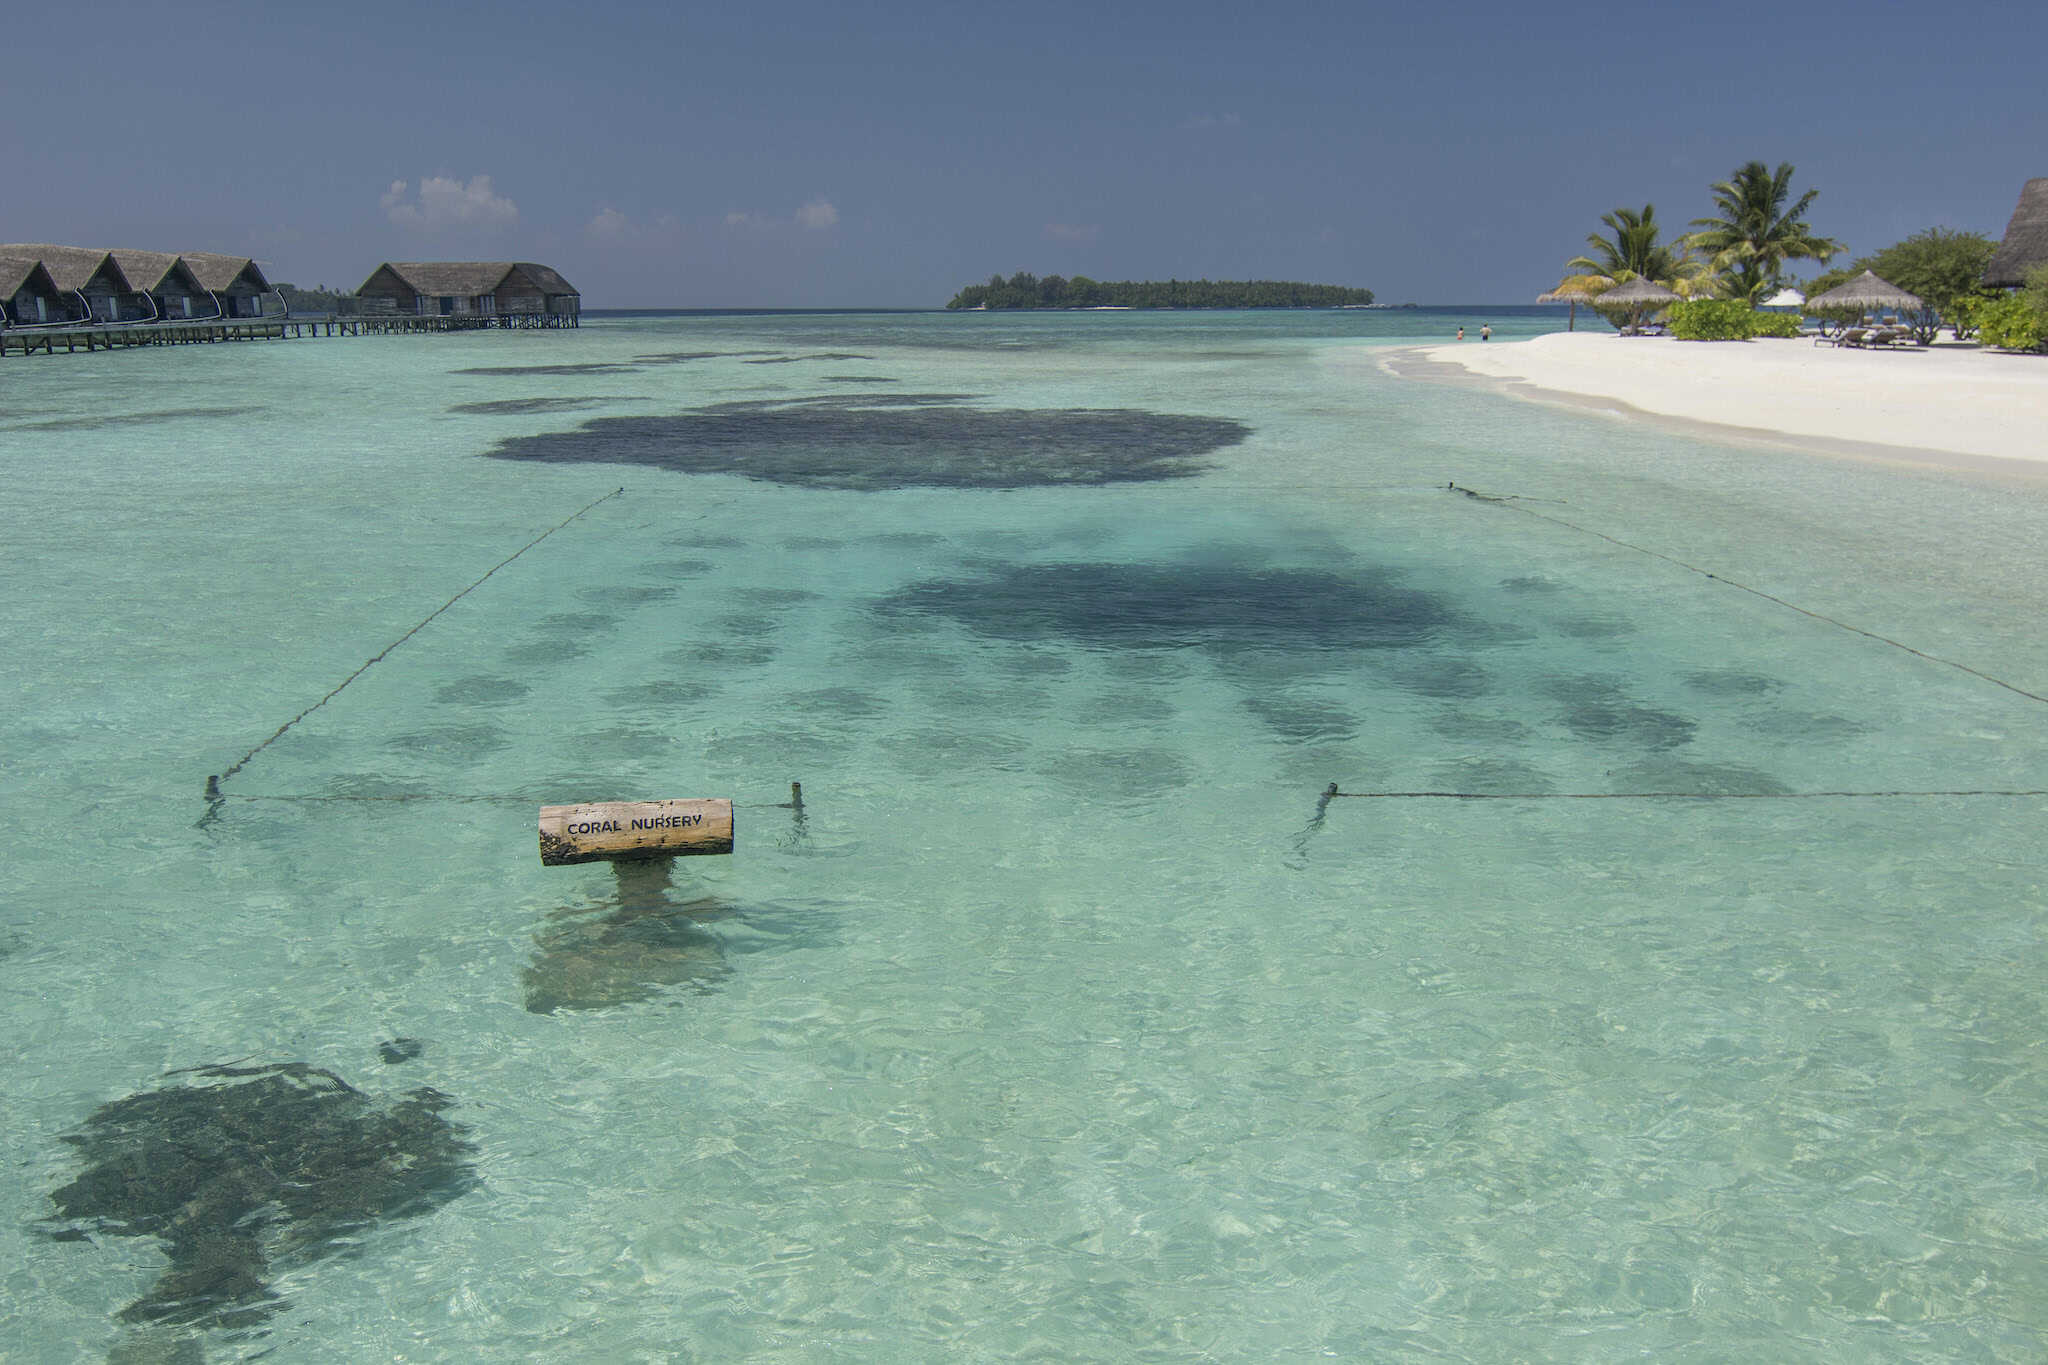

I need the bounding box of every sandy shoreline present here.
[1380,332,2048,474]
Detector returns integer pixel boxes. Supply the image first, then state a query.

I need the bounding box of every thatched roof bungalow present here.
[2,244,136,321]
[1,256,72,325]
[356,262,580,320]
[0,244,285,323]
[1984,178,2048,289]
[106,249,213,320]
[180,252,275,318]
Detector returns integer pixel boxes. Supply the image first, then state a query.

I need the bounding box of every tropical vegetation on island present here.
[1799,228,1999,343]
[946,274,1373,310]
[1545,160,2048,349]
[1563,204,1712,298]
[1552,163,1842,334]
[1967,263,2048,352]
[276,282,359,314]
[1684,162,1843,306]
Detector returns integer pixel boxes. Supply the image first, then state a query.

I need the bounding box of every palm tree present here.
[1565,206,1711,329]
[1684,161,1843,306]
[1567,204,1690,285]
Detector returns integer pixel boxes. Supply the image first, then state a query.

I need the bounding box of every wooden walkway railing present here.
[1,310,578,357]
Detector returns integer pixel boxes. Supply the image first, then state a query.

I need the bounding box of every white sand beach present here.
[1388,332,2048,472]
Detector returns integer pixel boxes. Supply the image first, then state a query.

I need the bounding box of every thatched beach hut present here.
[1984,178,2048,289]
[1597,275,1681,331]
[1537,274,1612,331]
[1804,270,1924,316]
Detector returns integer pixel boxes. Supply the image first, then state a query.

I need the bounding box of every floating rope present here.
[1325,786,2048,801]
[207,487,625,797]
[208,787,805,810]
[197,784,810,844]
[1291,781,2048,856]
[1447,482,2048,707]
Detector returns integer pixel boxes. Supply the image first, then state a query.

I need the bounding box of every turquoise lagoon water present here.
[4,308,2048,1361]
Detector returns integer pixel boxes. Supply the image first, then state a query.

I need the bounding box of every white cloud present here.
[585,207,632,241]
[725,198,840,234]
[381,175,520,231]
[1044,222,1100,244]
[585,207,682,245]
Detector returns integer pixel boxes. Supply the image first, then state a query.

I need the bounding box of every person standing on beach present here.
[1481,324,1491,341]
[1456,326,1464,341]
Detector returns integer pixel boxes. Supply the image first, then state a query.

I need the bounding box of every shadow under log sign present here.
[539,799,734,866]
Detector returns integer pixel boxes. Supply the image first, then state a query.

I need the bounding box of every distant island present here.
[947,274,1374,310]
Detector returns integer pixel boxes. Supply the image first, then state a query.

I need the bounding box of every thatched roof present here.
[0,255,59,299]
[1599,276,1681,305]
[363,261,579,298]
[180,252,272,293]
[1804,269,1923,312]
[508,263,578,296]
[106,249,209,296]
[377,262,516,295]
[1985,177,2048,288]
[0,243,131,293]
[1537,274,1613,304]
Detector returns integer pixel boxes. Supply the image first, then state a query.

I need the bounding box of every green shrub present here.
[1948,292,2004,341]
[1668,300,1750,339]
[2024,262,2048,318]
[1668,299,1799,340]
[1974,295,2047,353]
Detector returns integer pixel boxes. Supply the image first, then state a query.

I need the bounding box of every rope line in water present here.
[213,791,804,809]
[1326,787,2048,801]
[209,486,626,794]
[1291,782,2047,857]
[1446,483,2048,708]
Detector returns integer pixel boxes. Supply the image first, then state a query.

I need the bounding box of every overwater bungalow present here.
[1,256,72,325]
[355,262,580,323]
[106,250,213,321]
[1984,177,2048,289]
[3,244,135,322]
[180,252,275,318]
[0,244,282,324]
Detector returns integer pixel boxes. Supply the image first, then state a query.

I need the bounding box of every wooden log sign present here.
[538,798,734,865]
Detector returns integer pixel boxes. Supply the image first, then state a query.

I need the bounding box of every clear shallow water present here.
[5,309,2048,1361]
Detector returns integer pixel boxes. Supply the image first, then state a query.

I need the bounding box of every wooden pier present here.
[1,309,577,357]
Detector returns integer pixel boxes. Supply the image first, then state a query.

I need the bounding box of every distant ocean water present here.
[5,308,2048,1361]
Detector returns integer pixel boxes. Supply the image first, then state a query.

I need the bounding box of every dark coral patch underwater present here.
[448,396,644,415]
[45,1063,476,1330]
[12,406,263,432]
[484,393,1249,490]
[452,362,640,376]
[875,557,1464,653]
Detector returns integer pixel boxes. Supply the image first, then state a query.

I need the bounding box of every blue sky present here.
[11,0,2041,308]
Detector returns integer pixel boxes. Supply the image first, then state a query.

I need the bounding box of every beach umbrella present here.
[1802,270,1923,317]
[1596,275,1680,331]
[1537,273,1613,332]
[1763,287,1805,308]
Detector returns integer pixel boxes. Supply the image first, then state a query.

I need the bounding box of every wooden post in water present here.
[538,798,733,866]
